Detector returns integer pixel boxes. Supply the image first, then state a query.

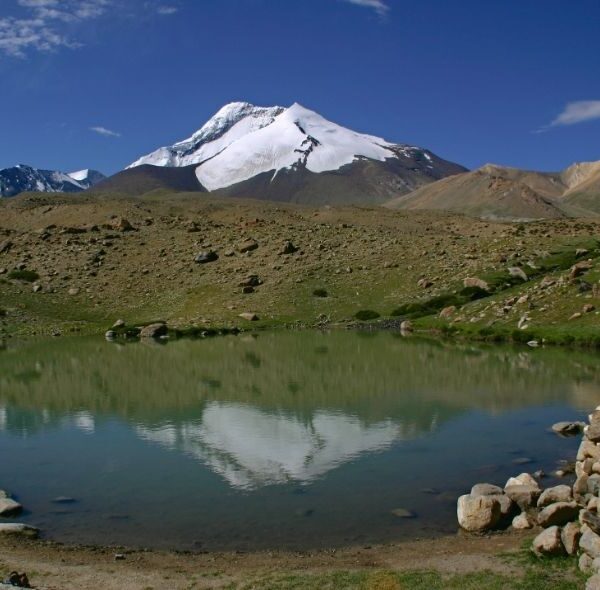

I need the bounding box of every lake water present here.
[0,332,597,551]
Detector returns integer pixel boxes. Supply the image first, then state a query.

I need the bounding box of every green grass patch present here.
[8,269,39,282]
[355,309,381,321]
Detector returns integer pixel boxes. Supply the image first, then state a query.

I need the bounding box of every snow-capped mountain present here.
[125,102,466,204]
[0,165,105,198]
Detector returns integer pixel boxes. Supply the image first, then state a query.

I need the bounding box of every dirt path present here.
[0,531,530,590]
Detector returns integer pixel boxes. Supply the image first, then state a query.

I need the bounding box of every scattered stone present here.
[68,287,80,296]
[104,330,116,340]
[400,320,413,333]
[439,305,456,319]
[0,491,22,517]
[114,553,126,561]
[552,421,585,436]
[194,250,219,264]
[508,266,528,281]
[239,275,262,287]
[562,522,581,555]
[570,260,593,279]
[238,239,258,253]
[111,217,134,232]
[538,485,573,508]
[279,240,298,255]
[139,323,168,339]
[112,319,125,329]
[32,283,42,293]
[532,526,565,556]
[239,312,259,321]
[457,494,501,532]
[537,501,579,528]
[417,278,433,289]
[584,304,596,314]
[512,512,533,529]
[570,312,583,321]
[0,523,39,538]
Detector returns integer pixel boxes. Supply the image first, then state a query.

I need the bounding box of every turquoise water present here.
[0,332,596,550]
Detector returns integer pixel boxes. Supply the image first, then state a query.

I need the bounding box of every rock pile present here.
[457,412,600,589]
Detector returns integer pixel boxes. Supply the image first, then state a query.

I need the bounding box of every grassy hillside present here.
[0,192,598,343]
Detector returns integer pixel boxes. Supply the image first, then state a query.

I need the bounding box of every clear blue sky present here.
[0,0,599,175]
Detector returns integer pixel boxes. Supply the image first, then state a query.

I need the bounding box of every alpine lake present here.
[0,330,597,551]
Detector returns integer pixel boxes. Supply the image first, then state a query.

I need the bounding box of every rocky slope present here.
[0,192,598,340]
[122,102,466,204]
[385,161,600,220]
[0,165,105,198]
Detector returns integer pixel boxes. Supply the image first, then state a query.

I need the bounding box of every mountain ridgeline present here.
[102,101,467,205]
[2,101,599,219]
[0,165,105,198]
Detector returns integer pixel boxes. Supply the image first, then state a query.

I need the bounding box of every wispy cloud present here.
[90,126,121,137]
[536,100,600,133]
[342,0,390,17]
[156,5,178,15]
[0,0,111,58]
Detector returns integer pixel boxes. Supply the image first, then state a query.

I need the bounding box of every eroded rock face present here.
[532,526,565,556]
[457,494,501,532]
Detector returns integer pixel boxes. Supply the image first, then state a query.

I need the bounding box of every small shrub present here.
[313,288,328,298]
[8,269,39,282]
[355,309,380,321]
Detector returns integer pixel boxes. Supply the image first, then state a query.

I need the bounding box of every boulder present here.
[552,421,585,436]
[194,250,219,264]
[139,323,168,339]
[400,320,413,333]
[581,528,600,559]
[579,441,600,462]
[588,423,600,444]
[512,512,534,530]
[561,522,581,555]
[457,494,501,532]
[532,526,565,556]
[0,523,39,538]
[505,484,540,510]
[505,473,540,489]
[463,277,489,291]
[570,260,593,279]
[537,501,579,528]
[239,312,259,321]
[471,483,504,497]
[587,574,600,590]
[0,491,22,517]
[581,553,595,573]
[582,511,600,535]
[537,485,573,508]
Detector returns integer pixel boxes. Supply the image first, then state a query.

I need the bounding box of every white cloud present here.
[0,0,111,57]
[156,5,178,15]
[342,0,390,17]
[90,126,121,137]
[550,101,600,127]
